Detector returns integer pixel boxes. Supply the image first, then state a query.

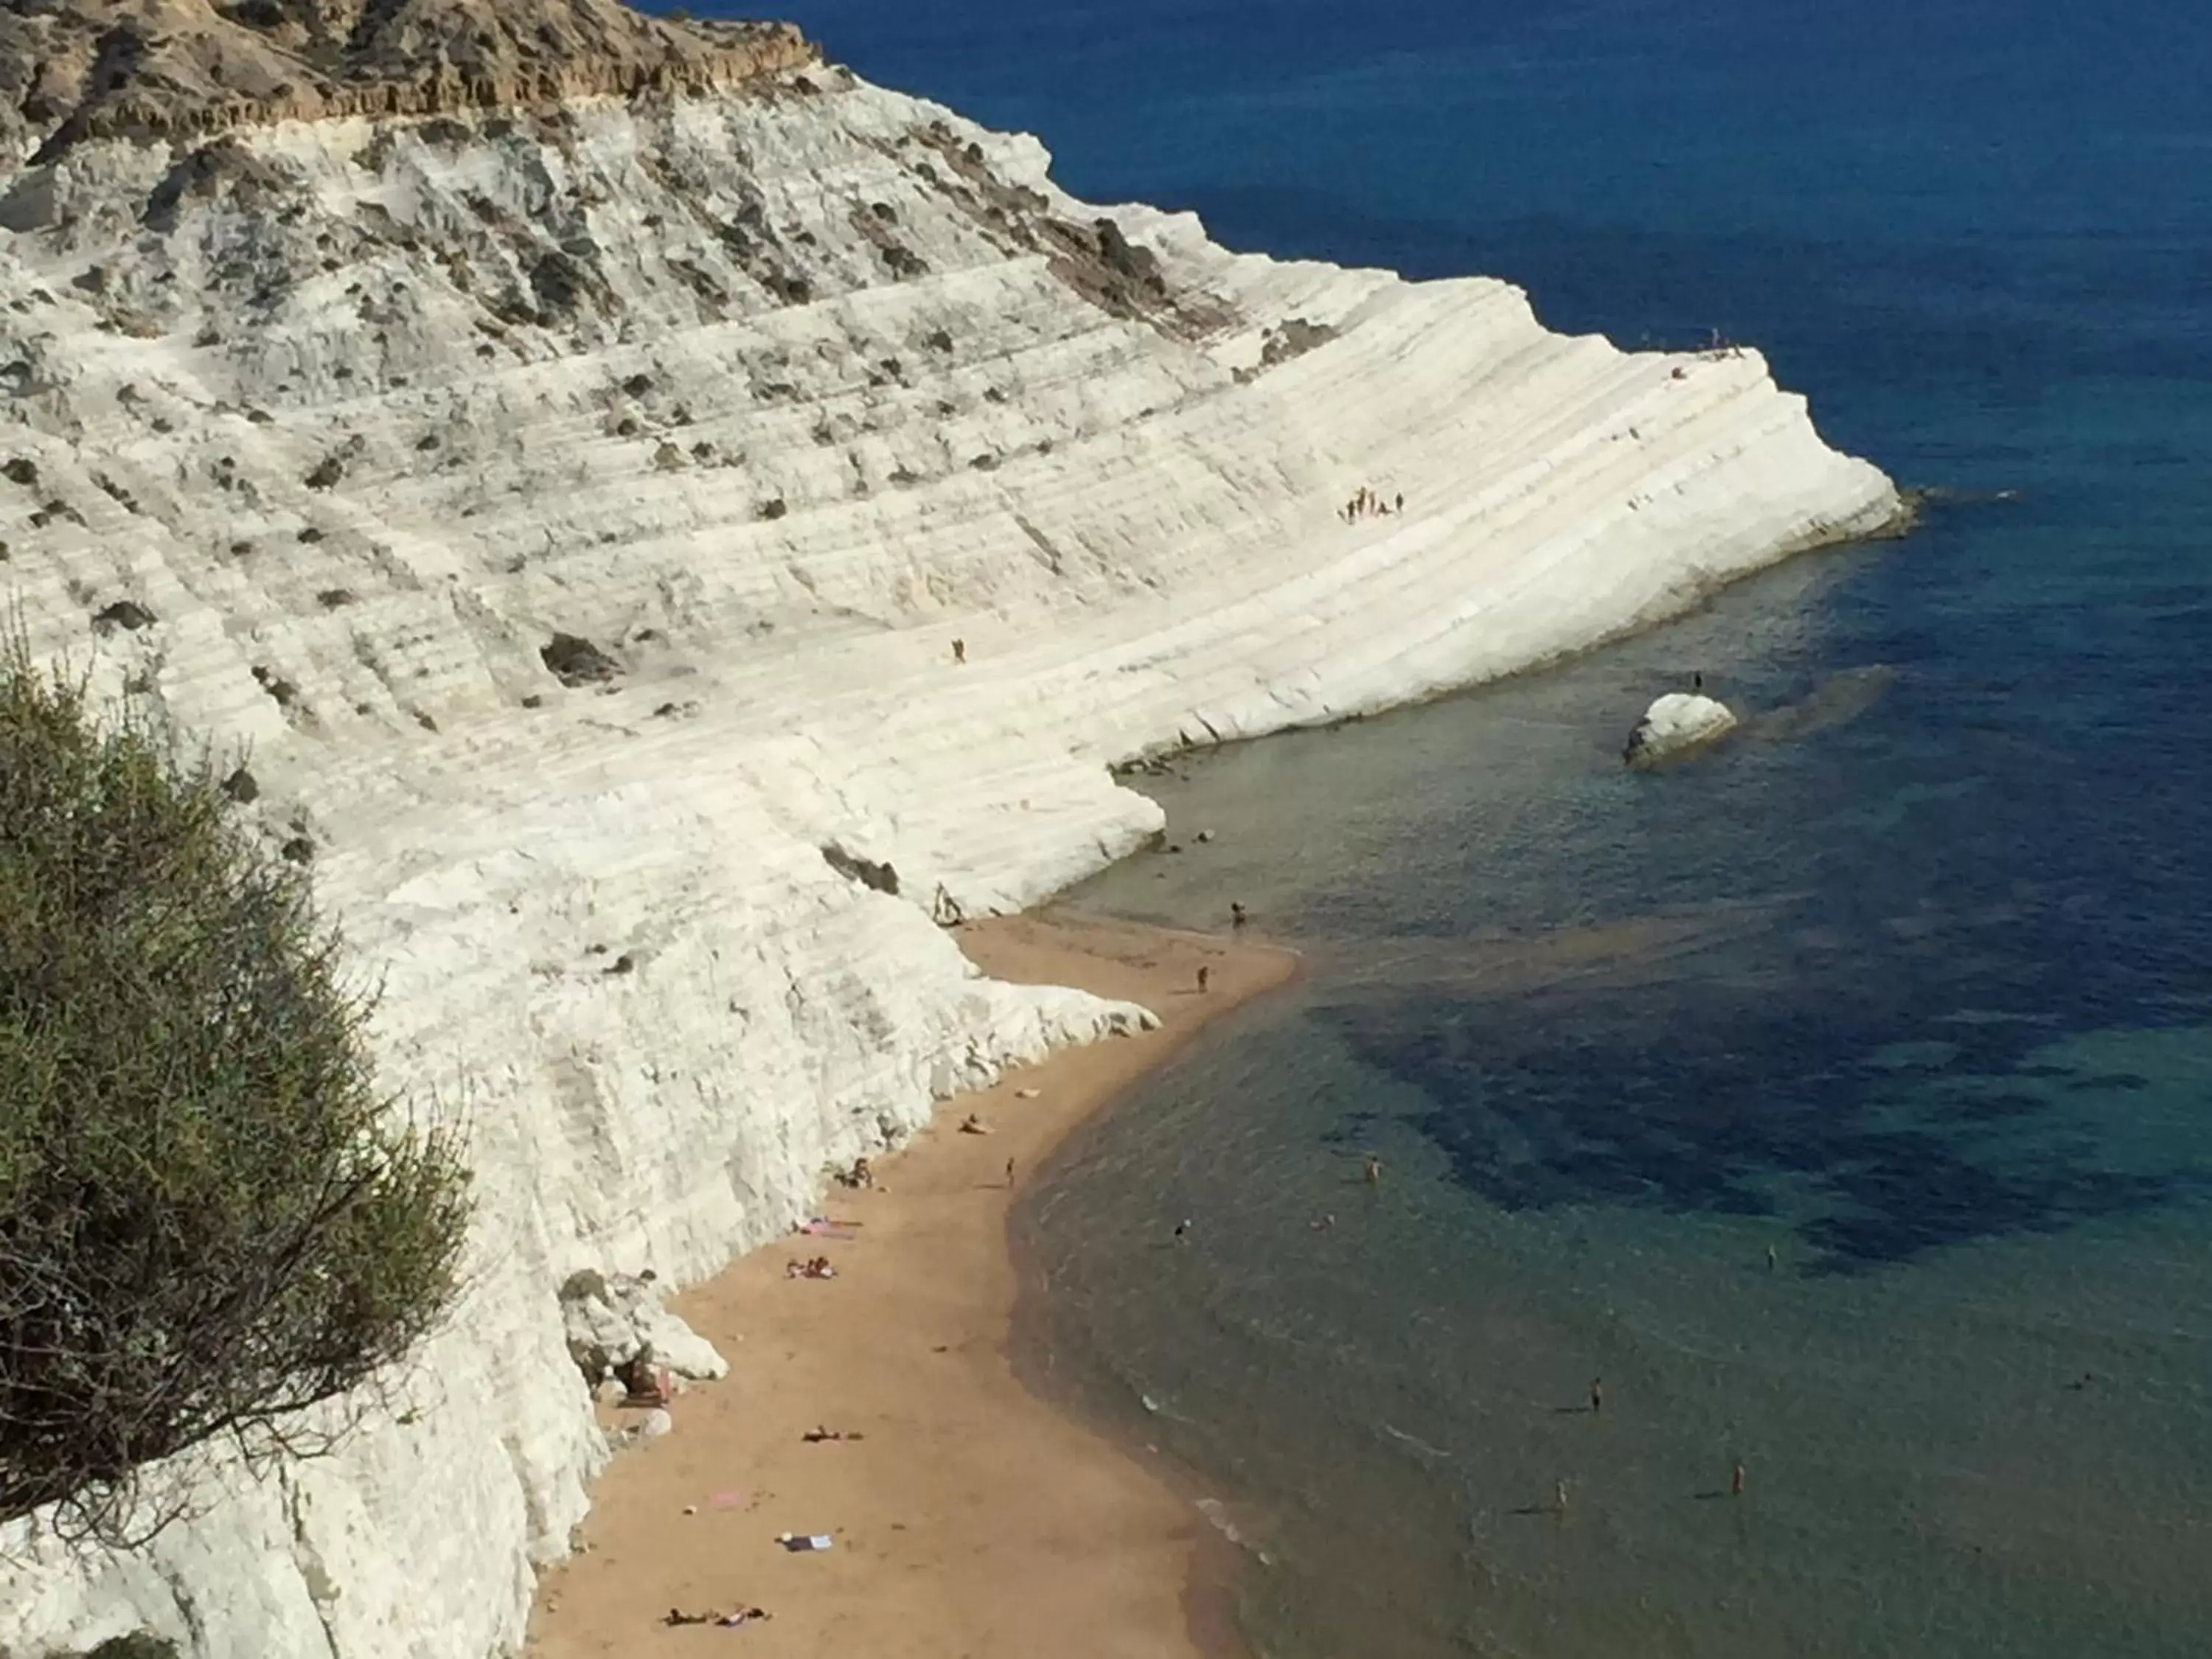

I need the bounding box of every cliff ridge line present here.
[0,0,818,164]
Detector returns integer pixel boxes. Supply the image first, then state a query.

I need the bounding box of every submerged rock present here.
[1624,692,1738,769]
[1747,664,1899,745]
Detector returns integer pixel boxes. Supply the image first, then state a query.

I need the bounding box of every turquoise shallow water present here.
[685,0,2212,1649]
[1039,549,2212,1654]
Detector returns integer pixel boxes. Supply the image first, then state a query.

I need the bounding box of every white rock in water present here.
[0,21,1900,1659]
[1624,693,1740,768]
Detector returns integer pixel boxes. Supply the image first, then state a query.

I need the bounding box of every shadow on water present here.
[1337,985,2194,1273]
[1311,882,2209,1272]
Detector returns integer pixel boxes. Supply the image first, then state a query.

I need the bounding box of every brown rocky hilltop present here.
[0,0,815,164]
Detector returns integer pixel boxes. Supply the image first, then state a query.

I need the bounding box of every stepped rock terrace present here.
[0,11,1899,1653]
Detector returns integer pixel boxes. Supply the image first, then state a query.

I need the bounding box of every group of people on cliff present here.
[1339,485,1403,523]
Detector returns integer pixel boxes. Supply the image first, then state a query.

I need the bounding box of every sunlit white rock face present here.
[1624,692,1741,767]
[0,56,1897,1659]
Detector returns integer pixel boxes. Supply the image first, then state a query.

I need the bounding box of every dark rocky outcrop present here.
[821,842,898,896]
[539,632,622,686]
[91,599,156,633]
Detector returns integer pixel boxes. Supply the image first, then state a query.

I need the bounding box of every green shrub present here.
[0,650,471,1543]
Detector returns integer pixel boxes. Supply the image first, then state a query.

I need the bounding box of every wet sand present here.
[526,910,1301,1659]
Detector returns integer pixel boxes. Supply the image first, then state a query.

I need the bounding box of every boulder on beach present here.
[1623,692,1739,769]
[559,1269,728,1387]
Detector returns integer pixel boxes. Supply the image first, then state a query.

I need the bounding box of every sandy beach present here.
[525,910,1301,1659]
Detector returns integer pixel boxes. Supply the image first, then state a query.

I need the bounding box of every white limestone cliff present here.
[0,42,1899,1659]
[1624,691,1740,767]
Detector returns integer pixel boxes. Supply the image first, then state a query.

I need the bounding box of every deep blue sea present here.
[684,1,2212,1652]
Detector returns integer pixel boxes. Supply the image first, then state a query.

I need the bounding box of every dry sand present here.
[526,910,1300,1659]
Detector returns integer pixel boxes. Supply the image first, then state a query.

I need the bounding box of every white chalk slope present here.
[0,63,1897,1658]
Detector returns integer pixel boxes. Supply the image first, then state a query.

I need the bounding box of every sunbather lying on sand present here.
[801,1425,866,1443]
[664,1606,772,1628]
[784,1256,836,1280]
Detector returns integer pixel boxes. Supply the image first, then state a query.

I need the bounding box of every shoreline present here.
[524,909,1301,1659]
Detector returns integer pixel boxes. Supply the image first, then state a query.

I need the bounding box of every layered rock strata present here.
[0,1,816,163]
[0,14,1899,1655]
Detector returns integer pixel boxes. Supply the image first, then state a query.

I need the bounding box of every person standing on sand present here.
[953,638,966,665]
[1197,964,1211,993]
[1005,1155,1015,1188]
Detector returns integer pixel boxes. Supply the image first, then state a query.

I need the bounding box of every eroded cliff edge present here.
[0,5,1902,1652]
[0,0,816,161]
